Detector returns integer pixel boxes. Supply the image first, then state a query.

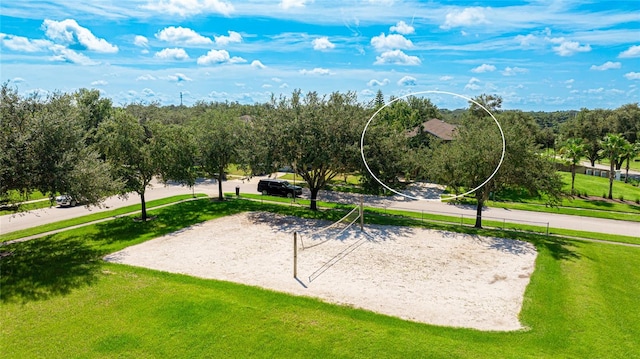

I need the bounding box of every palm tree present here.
[598,134,628,199]
[621,140,640,183]
[559,138,586,195]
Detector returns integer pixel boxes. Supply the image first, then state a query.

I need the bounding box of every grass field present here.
[2,199,639,358]
[471,172,640,220]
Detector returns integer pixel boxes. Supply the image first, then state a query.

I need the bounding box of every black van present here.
[257,179,302,197]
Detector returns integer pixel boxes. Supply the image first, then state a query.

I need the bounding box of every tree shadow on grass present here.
[0,236,102,303]
[89,199,257,249]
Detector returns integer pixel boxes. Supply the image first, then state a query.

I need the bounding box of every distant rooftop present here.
[407,119,457,141]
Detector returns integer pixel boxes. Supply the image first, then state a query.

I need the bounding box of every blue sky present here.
[1,0,639,110]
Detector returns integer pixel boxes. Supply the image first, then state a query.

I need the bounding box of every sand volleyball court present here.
[104,212,537,331]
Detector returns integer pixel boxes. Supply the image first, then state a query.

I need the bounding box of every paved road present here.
[2,175,639,238]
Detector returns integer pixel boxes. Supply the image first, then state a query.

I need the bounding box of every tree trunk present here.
[616,161,622,171]
[608,161,615,200]
[217,164,225,201]
[570,164,576,195]
[474,194,484,229]
[625,158,630,183]
[140,191,147,221]
[309,187,319,211]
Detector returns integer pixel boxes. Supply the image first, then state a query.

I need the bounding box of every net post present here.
[293,232,298,278]
[359,196,364,231]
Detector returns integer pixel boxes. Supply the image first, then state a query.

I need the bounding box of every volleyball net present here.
[298,202,363,250]
[292,199,364,280]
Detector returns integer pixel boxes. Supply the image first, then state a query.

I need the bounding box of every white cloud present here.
[251,60,266,69]
[586,88,604,94]
[624,72,640,80]
[515,34,537,47]
[397,76,417,86]
[299,67,332,75]
[374,50,420,65]
[367,78,390,87]
[619,45,640,58]
[439,75,453,81]
[10,77,26,83]
[502,66,528,76]
[280,0,309,10]
[464,77,481,91]
[49,44,99,65]
[134,35,149,47]
[142,88,156,97]
[155,48,189,60]
[590,61,621,71]
[550,38,591,56]
[136,74,157,81]
[390,21,414,35]
[156,26,212,46]
[471,64,496,73]
[280,83,289,89]
[360,89,375,97]
[167,73,192,82]
[142,0,234,17]
[371,33,413,51]
[565,79,575,84]
[0,33,52,52]
[214,31,242,46]
[91,80,108,86]
[197,49,246,65]
[312,37,335,51]
[42,19,118,53]
[441,7,489,29]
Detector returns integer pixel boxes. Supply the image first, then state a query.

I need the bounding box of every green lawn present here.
[477,172,640,219]
[561,172,640,200]
[1,199,638,358]
[0,194,207,243]
[595,156,640,173]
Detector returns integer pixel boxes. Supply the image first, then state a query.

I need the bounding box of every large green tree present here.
[258,90,365,210]
[74,88,113,146]
[429,96,562,228]
[613,103,640,145]
[0,84,39,203]
[97,109,160,220]
[192,108,245,201]
[152,123,199,190]
[1,85,115,207]
[359,119,411,193]
[562,108,615,167]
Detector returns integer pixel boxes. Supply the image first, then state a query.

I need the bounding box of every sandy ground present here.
[104,212,537,331]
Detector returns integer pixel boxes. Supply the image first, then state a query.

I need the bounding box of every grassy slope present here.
[2,199,639,358]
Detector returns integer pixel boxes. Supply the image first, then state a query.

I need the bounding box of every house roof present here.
[407,118,457,141]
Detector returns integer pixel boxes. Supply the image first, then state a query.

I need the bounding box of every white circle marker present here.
[360,90,506,201]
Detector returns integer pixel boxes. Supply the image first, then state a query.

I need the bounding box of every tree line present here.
[1,83,638,227]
